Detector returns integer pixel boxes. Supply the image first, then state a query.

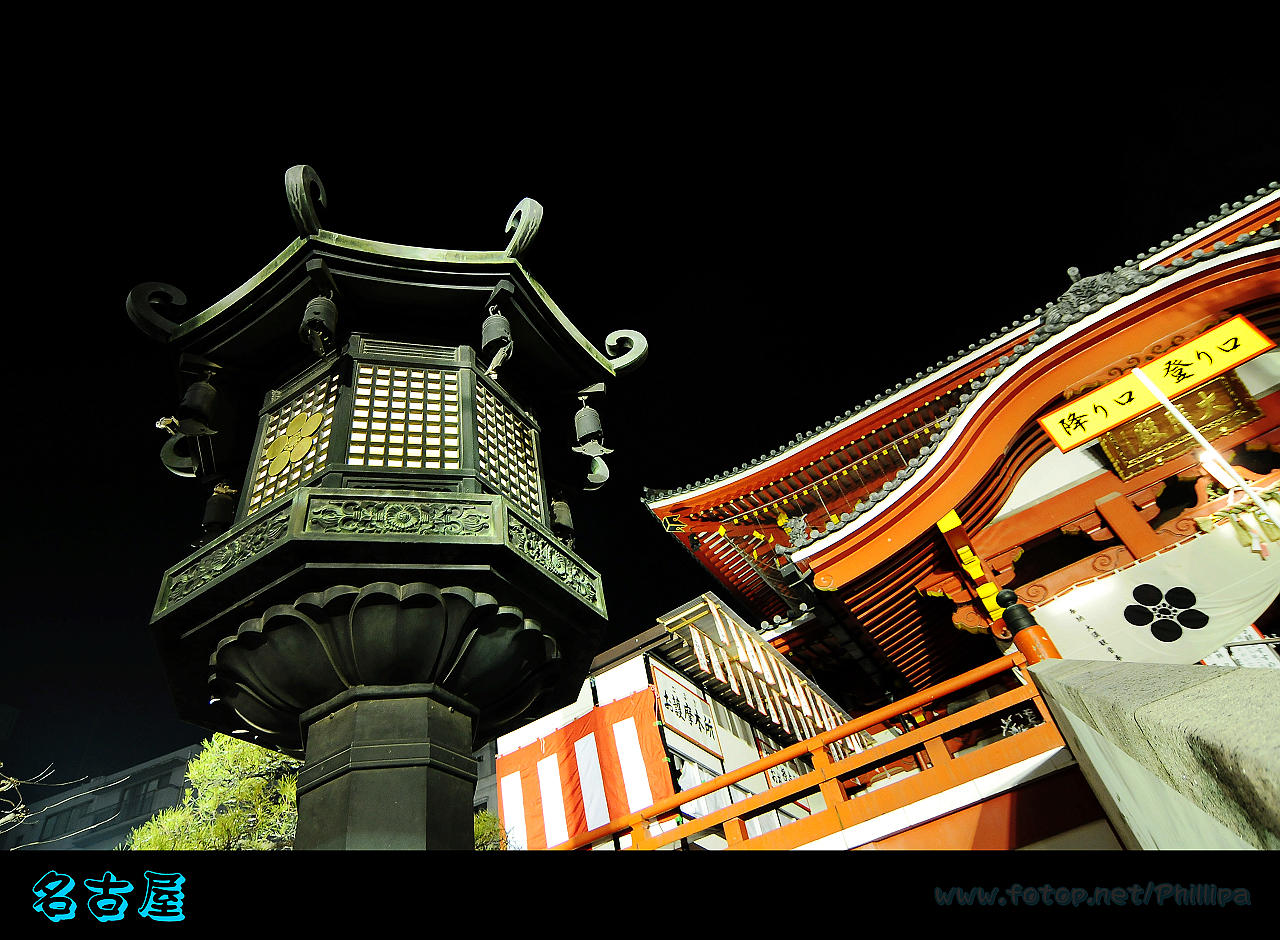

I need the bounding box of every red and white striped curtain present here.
[497,688,674,849]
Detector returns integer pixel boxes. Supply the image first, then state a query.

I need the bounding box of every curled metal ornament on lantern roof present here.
[208,581,562,750]
[128,164,651,395]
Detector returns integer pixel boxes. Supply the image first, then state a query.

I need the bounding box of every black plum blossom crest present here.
[1123,583,1209,643]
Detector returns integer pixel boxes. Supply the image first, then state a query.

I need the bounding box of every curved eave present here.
[645,184,1280,511]
[168,235,309,342]
[158,230,618,382]
[646,323,1036,513]
[796,241,1280,590]
[1140,187,1280,271]
[641,348,1008,625]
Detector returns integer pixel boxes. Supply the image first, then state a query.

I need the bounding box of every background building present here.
[1,744,201,852]
[496,594,853,849]
[494,593,1117,849]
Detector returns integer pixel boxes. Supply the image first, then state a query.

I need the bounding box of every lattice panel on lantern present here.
[475,382,543,521]
[347,364,462,471]
[247,372,341,516]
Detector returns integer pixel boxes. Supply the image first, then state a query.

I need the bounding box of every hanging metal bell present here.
[178,380,217,428]
[299,296,338,354]
[551,498,575,544]
[481,310,513,360]
[552,498,574,531]
[200,487,237,542]
[574,403,602,444]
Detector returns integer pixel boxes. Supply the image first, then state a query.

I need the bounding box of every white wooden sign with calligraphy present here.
[652,661,723,759]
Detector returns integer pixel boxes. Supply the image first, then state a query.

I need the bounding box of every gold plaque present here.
[1097,372,1262,480]
[1041,314,1274,450]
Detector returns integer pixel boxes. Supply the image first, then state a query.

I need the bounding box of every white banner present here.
[1031,521,1280,663]
[652,661,722,757]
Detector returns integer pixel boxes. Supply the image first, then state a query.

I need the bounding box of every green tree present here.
[122,734,300,850]
[124,734,509,850]
[472,808,508,851]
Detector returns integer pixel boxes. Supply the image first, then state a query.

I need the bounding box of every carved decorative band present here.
[1020,583,1052,606]
[165,507,293,607]
[306,499,492,537]
[1157,515,1200,539]
[1090,548,1124,573]
[508,516,600,608]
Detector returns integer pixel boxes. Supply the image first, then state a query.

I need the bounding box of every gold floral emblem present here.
[265,412,324,477]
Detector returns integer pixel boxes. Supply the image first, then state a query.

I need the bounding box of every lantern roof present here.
[127,167,647,391]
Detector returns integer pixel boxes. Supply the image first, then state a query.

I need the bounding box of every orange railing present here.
[553,651,1065,850]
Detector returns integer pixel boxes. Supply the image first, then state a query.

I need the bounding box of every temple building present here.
[643,182,1280,711]
[609,181,1280,850]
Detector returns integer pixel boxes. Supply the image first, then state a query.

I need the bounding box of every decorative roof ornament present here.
[605,329,649,374]
[285,164,327,236]
[125,282,186,343]
[782,511,809,547]
[504,197,543,259]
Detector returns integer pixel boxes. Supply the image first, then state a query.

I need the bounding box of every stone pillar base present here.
[295,690,477,850]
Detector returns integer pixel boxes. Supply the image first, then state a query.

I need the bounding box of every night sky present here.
[4,89,1277,796]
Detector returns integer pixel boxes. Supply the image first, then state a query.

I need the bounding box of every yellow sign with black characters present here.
[1040,315,1274,451]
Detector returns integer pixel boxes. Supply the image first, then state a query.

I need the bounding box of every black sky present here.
[3,83,1277,791]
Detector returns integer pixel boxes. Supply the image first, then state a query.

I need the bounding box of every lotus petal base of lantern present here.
[207,580,564,756]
